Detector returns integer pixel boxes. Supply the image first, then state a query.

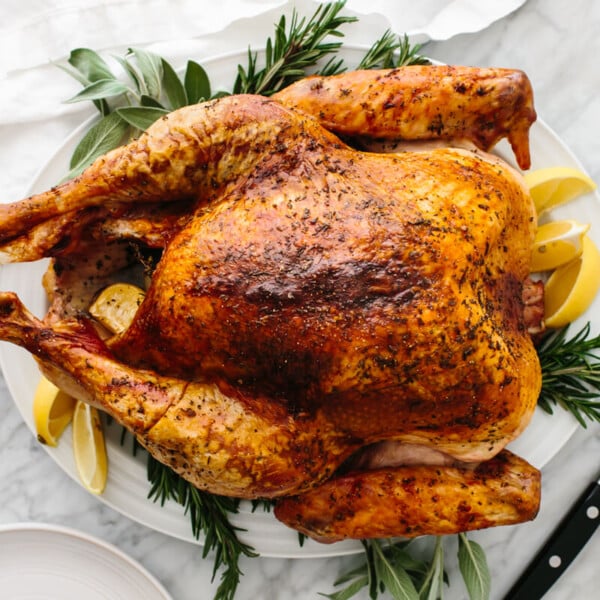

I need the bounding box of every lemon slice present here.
[89,283,146,335]
[544,235,600,328]
[524,166,596,214]
[72,401,108,495]
[33,376,76,447]
[531,220,590,272]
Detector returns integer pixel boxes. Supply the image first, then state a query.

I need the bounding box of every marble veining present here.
[0,0,599,598]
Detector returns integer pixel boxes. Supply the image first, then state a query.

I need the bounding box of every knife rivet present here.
[586,505,599,519]
[548,555,562,568]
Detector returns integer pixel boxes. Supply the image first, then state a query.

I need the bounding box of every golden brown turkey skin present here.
[0,67,542,540]
[275,450,541,542]
[111,114,539,461]
[272,66,536,169]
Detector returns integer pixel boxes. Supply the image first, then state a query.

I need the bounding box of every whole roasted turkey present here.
[0,66,543,542]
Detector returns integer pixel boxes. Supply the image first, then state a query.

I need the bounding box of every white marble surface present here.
[1,0,600,599]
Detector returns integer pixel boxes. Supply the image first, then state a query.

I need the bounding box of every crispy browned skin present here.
[106,102,539,462]
[275,450,541,542]
[0,68,542,540]
[273,66,536,169]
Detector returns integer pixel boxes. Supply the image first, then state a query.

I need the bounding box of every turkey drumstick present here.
[0,291,352,498]
[273,65,536,169]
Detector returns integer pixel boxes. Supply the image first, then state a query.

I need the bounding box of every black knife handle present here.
[504,480,600,600]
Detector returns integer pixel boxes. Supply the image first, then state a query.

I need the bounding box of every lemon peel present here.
[531,220,590,272]
[33,376,76,447]
[89,283,146,335]
[524,166,596,214]
[73,282,145,495]
[72,401,108,495]
[544,235,600,328]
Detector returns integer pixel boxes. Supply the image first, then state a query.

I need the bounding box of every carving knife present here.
[504,474,600,600]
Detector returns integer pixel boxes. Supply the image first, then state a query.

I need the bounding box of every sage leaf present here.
[211,90,230,99]
[116,106,168,131]
[68,48,115,82]
[65,79,130,103]
[66,112,129,178]
[162,58,188,109]
[56,62,110,115]
[373,541,419,600]
[184,60,211,104]
[128,47,163,99]
[56,63,90,88]
[458,534,491,600]
[377,564,419,600]
[385,543,428,575]
[419,537,445,600]
[113,55,144,95]
[140,95,165,109]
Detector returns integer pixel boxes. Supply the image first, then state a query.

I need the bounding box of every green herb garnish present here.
[146,455,257,600]
[457,534,491,600]
[357,30,429,70]
[232,0,356,95]
[322,535,489,600]
[536,322,600,426]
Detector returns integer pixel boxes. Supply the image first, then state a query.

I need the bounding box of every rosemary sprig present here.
[357,31,430,70]
[147,455,258,600]
[536,322,600,426]
[233,1,355,95]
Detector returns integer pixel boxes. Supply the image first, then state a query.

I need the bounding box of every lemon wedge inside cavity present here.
[531,220,590,272]
[544,235,600,328]
[524,166,596,214]
[72,401,108,495]
[33,376,76,447]
[89,283,146,335]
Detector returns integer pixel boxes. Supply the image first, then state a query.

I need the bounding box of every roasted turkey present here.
[0,65,542,542]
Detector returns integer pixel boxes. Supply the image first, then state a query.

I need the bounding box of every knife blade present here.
[504,475,600,600]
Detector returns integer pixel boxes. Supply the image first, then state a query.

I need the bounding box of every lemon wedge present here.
[524,166,596,214]
[72,401,108,495]
[89,283,146,335]
[531,220,590,272]
[544,234,600,328]
[33,376,76,447]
